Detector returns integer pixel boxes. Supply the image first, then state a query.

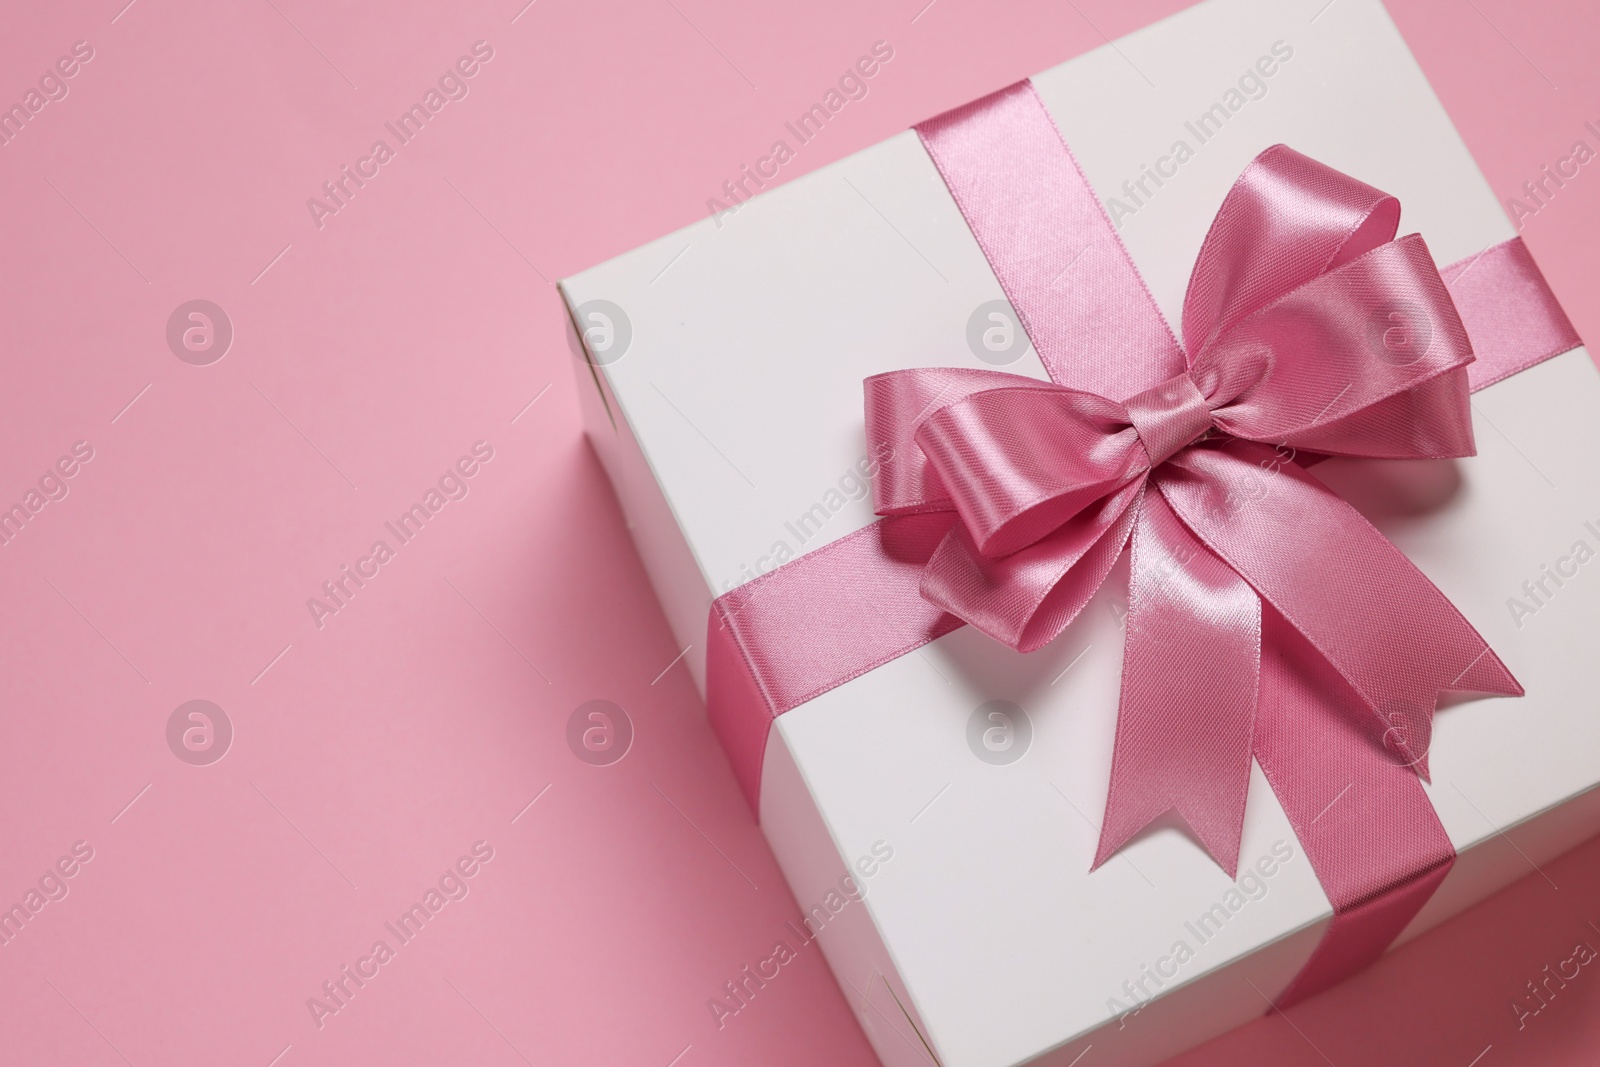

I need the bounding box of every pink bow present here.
[863,145,1520,875]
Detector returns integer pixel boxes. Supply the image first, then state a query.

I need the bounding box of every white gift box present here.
[559,1,1600,1063]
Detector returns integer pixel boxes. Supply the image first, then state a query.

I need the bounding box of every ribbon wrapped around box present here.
[561,5,1600,1061]
[704,81,1581,1008]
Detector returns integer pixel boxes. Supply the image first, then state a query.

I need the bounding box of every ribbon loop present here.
[913,384,1144,557]
[1199,235,1477,459]
[921,479,1141,652]
[1182,144,1402,359]
[865,367,1038,515]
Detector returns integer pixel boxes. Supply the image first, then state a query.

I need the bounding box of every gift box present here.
[558,0,1597,1064]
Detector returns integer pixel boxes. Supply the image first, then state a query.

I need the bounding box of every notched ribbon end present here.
[1451,644,1524,699]
[1091,801,1244,880]
[1377,644,1523,782]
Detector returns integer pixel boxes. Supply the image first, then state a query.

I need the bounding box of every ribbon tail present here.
[1094,487,1260,877]
[1159,441,1521,782]
[1255,607,1454,1009]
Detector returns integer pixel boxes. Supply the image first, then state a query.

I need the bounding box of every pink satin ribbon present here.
[706,81,1582,1008]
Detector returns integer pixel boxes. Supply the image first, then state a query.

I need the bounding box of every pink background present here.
[0,1,1595,1065]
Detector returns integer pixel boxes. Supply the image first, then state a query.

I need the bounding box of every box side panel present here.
[1401,781,1600,945]
[1031,921,1326,1067]
[561,289,712,693]
[760,722,941,1067]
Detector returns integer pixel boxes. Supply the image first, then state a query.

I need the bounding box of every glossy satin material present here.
[703,80,1581,1010]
